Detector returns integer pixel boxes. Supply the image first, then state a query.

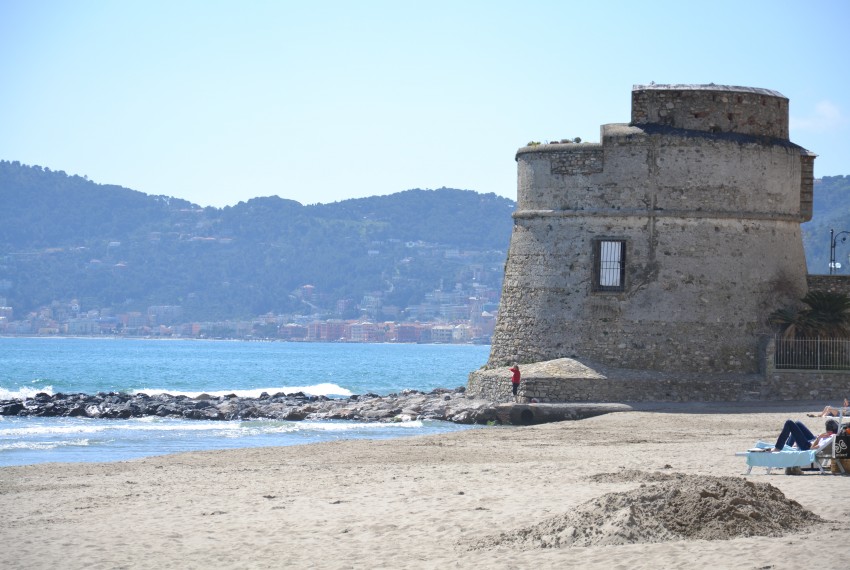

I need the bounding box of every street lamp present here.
[829,229,850,274]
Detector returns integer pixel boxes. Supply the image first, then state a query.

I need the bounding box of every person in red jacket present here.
[509,364,521,402]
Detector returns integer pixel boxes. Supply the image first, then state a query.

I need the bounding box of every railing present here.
[774,336,850,370]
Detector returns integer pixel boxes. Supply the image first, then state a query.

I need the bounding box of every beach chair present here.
[832,428,850,474]
[827,409,849,474]
[737,436,836,475]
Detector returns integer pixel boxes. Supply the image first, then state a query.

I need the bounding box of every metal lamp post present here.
[829,229,850,274]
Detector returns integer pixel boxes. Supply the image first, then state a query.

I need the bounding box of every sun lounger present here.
[737,436,836,475]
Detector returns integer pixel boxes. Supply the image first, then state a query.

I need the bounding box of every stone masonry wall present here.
[547,145,604,176]
[800,153,815,222]
[807,274,850,297]
[468,357,850,403]
[631,84,789,139]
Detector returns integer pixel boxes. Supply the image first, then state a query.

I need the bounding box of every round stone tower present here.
[487,84,816,373]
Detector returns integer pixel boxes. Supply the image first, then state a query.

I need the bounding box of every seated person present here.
[772,419,838,451]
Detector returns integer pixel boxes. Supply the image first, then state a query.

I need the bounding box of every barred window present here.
[593,239,626,292]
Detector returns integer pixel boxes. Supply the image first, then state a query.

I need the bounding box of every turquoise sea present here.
[0,337,490,466]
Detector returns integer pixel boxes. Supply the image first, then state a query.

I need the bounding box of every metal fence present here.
[774,336,850,370]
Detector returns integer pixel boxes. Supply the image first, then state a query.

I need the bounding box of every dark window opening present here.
[593,240,626,292]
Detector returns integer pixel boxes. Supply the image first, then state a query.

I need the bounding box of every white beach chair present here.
[832,419,849,475]
[737,436,836,475]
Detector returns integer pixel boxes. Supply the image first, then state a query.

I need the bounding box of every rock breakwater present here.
[0,388,501,425]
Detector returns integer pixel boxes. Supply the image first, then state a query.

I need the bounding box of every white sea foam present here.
[0,418,242,438]
[131,382,353,398]
[0,424,111,437]
[0,385,55,400]
[122,420,244,432]
[296,420,425,431]
[0,438,90,451]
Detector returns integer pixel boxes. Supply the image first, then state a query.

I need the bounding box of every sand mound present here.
[466,474,825,550]
[588,468,682,484]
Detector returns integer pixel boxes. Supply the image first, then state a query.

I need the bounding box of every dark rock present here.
[67,404,88,417]
[0,386,505,426]
[1,402,24,415]
[183,408,224,420]
[156,404,183,417]
[239,407,260,419]
[282,409,309,420]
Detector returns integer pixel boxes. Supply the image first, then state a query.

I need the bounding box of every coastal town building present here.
[0,298,494,344]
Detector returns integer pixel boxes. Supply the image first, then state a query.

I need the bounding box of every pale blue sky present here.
[1,0,848,207]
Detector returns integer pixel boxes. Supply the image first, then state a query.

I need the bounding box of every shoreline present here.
[2,405,847,569]
[0,386,500,424]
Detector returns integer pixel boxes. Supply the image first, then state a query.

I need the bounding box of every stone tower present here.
[488,84,815,374]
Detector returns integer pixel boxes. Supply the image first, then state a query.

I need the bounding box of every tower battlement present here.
[631,83,789,139]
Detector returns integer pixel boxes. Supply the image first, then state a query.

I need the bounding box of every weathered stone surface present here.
[468,357,850,403]
[495,402,632,425]
[489,84,813,375]
[631,84,789,139]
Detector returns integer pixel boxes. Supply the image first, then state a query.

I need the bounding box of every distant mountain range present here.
[1,160,847,322]
[0,160,513,321]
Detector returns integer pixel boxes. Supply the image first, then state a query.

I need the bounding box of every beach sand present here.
[2,408,848,569]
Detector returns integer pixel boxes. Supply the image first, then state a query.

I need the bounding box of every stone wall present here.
[493,138,809,372]
[546,145,604,176]
[761,370,850,401]
[807,274,850,297]
[631,84,789,139]
[800,153,815,222]
[468,356,850,404]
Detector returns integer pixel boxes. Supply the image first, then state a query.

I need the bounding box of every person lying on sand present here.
[808,398,849,417]
[770,418,838,452]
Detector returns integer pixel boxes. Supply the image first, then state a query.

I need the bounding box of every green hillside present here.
[0,161,513,320]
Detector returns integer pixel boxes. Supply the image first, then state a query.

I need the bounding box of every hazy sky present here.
[2,0,848,207]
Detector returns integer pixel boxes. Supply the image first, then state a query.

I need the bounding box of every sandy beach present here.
[2,406,848,569]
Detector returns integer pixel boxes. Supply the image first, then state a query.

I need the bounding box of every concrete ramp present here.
[496,402,632,425]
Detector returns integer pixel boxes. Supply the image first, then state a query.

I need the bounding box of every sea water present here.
[0,337,490,466]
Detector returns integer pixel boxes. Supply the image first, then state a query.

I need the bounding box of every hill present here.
[0,160,513,321]
[803,175,850,274]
